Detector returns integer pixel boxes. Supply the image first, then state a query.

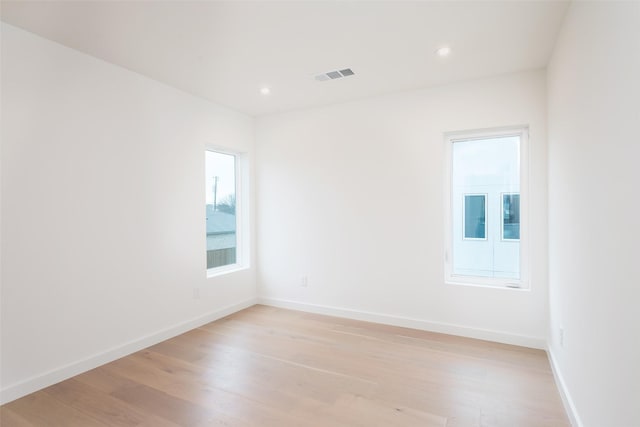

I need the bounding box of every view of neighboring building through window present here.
[446,128,526,286]
[502,193,520,240]
[463,194,487,239]
[205,150,237,270]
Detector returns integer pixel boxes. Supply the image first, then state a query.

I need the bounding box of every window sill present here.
[207,264,247,279]
[445,279,530,291]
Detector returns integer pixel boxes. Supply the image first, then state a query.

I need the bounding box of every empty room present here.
[1,1,638,426]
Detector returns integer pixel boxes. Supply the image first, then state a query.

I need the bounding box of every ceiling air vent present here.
[314,68,355,82]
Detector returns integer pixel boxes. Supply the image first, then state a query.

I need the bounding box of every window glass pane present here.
[205,151,237,269]
[503,193,520,240]
[451,135,520,279]
[464,195,486,239]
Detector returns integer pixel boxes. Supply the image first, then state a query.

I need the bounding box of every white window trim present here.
[500,192,521,242]
[205,146,250,278]
[462,193,488,241]
[443,126,529,289]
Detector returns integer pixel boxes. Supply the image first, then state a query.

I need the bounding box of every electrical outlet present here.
[300,276,308,287]
[193,287,201,299]
[559,328,564,347]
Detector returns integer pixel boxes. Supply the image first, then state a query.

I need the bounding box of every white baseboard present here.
[258,297,546,349]
[547,346,584,427]
[0,297,257,405]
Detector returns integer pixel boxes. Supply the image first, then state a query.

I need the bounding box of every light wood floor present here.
[1,305,570,426]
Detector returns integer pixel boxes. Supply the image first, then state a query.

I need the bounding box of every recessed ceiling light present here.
[436,46,451,57]
[260,87,270,95]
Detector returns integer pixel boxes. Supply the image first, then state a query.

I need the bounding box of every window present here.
[205,149,242,273]
[444,127,528,288]
[502,193,520,240]
[463,194,487,239]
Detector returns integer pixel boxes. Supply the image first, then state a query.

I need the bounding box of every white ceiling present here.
[0,1,569,116]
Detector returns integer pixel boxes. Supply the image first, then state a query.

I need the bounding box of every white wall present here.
[256,70,549,347]
[0,23,256,403]
[547,2,640,426]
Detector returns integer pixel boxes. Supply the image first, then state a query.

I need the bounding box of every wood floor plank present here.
[44,379,144,427]
[0,407,34,427]
[73,366,140,395]
[2,392,111,427]
[43,378,182,427]
[327,393,448,427]
[100,350,328,426]
[0,305,571,426]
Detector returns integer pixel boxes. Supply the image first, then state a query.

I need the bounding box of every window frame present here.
[205,146,249,278]
[443,126,529,289]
